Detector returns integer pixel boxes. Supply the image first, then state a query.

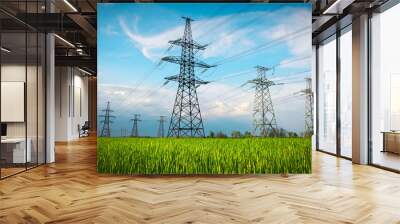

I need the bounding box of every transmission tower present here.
[130,114,141,137]
[303,78,314,137]
[99,101,115,137]
[157,116,166,137]
[120,128,128,137]
[162,17,214,137]
[245,66,278,137]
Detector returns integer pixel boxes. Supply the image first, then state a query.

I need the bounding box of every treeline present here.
[208,128,310,138]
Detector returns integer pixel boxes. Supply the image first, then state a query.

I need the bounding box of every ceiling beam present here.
[55,55,96,73]
[67,13,97,46]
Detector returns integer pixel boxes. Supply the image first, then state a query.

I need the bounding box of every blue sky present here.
[97,3,311,137]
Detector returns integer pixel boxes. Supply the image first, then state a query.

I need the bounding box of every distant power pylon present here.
[157,116,166,137]
[162,17,215,137]
[130,114,141,137]
[303,78,314,136]
[245,66,279,137]
[120,128,128,137]
[99,101,115,137]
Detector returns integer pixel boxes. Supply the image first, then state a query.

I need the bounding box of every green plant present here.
[97,137,311,174]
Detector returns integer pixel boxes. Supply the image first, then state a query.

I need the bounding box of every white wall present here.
[1,63,46,164]
[55,67,89,141]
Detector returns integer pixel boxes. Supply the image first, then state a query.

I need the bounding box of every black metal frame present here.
[336,26,341,157]
[367,11,373,166]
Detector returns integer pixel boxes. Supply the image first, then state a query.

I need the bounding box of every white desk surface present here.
[1,138,28,143]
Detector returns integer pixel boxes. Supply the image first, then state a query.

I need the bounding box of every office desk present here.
[382,131,400,154]
[1,138,31,164]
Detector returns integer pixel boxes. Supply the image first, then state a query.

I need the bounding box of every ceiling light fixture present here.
[63,0,78,12]
[322,0,354,15]
[1,47,11,53]
[78,67,93,76]
[54,34,75,48]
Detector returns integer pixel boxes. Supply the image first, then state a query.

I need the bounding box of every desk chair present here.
[79,121,90,138]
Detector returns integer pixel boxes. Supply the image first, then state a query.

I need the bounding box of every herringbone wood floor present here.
[1,137,400,224]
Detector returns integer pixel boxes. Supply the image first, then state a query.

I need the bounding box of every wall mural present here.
[97,3,312,174]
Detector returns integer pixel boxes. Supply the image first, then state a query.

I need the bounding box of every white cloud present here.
[117,7,311,62]
[261,8,311,58]
[98,83,175,117]
[198,83,253,118]
[101,24,119,36]
[201,28,256,59]
[119,18,183,61]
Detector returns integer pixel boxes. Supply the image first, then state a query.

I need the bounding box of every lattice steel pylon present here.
[130,114,141,137]
[157,116,166,137]
[245,66,278,137]
[99,101,115,137]
[303,78,314,137]
[162,17,214,137]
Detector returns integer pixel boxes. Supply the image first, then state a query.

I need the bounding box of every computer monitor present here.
[1,123,7,137]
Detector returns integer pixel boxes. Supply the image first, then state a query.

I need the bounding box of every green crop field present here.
[97,137,311,174]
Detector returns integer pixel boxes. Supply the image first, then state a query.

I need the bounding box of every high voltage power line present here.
[129,25,310,103]
[203,90,304,118]
[125,11,311,103]
[213,25,311,66]
[211,58,310,82]
[113,15,312,137]
[199,69,310,106]
[128,45,174,94]
[194,4,254,41]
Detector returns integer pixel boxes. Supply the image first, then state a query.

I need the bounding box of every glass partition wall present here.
[0,2,46,179]
[316,26,352,159]
[370,3,400,171]
[317,35,337,155]
[339,27,352,159]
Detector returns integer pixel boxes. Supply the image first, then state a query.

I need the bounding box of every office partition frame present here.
[315,25,352,161]
[0,0,48,180]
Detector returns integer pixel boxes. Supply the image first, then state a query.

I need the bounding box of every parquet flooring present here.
[0,136,400,223]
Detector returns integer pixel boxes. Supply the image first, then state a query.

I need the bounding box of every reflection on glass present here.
[0,1,47,179]
[371,4,400,171]
[1,31,27,177]
[340,29,352,158]
[318,37,337,154]
[27,31,38,169]
[38,33,46,165]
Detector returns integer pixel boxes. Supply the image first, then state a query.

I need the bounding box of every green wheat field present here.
[97,137,311,174]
